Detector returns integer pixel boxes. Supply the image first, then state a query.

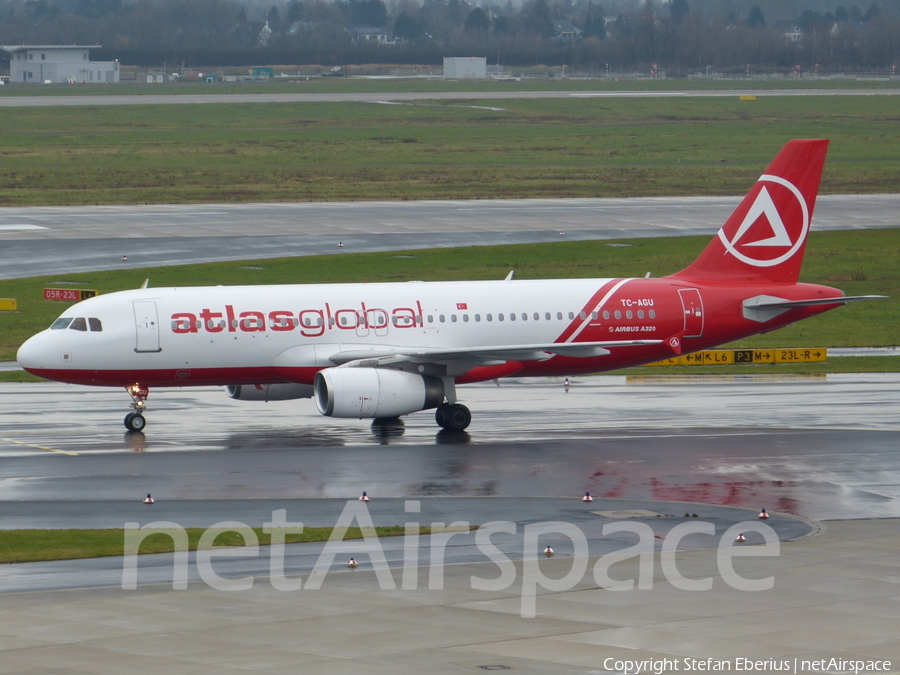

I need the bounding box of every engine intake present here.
[225,383,314,402]
[314,368,444,418]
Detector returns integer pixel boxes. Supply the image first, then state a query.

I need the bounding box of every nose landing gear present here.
[124,384,149,432]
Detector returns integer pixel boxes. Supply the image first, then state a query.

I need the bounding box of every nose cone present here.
[17,332,52,373]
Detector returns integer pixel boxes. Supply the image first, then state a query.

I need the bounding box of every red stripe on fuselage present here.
[22,366,315,388]
[555,278,624,343]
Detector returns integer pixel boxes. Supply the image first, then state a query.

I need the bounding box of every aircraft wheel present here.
[125,413,146,432]
[442,404,471,431]
[434,403,449,428]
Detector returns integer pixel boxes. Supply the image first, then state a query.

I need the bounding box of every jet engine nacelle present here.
[314,368,445,418]
[225,383,314,401]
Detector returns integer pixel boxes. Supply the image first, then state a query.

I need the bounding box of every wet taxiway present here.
[2,376,898,673]
[2,373,898,525]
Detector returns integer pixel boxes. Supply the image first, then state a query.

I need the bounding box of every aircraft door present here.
[355,311,369,338]
[367,308,390,337]
[133,301,162,353]
[678,288,704,338]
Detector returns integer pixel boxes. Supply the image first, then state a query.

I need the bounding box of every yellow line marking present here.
[0,437,78,456]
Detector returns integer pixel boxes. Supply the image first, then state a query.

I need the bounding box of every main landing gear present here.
[435,402,471,431]
[124,384,149,432]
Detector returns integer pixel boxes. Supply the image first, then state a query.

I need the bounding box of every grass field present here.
[1,95,899,204]
[1,229,896,366]
[0,525,446,564]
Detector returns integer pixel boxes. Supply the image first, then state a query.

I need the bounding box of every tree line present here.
[0,0,898,71]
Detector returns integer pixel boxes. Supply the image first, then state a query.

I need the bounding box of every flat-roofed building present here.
[1,45,119,84]
[443,57,487,79]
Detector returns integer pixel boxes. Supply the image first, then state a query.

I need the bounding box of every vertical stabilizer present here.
[671,139,829,283]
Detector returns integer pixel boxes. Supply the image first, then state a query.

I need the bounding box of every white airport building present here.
[443,57,487,79]
[2,45,119,84]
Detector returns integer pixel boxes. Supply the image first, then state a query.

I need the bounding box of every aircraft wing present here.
[328,340,662,367]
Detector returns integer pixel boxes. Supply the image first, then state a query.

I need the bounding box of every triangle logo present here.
[731,186,793,248]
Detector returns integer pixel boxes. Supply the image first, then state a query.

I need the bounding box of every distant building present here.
[773,21,804,42]
[553,20,582,40]
[348,27,389,43]
[443,57,487,79]
[1,45,119,84]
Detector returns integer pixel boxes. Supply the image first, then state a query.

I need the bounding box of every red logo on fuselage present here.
[170,302,424,337]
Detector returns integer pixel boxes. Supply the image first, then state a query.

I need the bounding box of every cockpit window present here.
[69,317,87,331]
[51,318,73,330]
[88,318,103,332]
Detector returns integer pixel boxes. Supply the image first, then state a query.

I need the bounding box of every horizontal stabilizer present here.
[742,294,886,323]
[750,295,887,309]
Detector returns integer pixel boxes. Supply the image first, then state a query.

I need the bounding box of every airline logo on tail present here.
[717,174,809,268]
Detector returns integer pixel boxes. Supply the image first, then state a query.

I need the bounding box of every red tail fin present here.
[671,139,829,283]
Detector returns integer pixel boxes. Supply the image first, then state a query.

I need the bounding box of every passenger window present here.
[51,318,73,330]
[88,318,103,332]
[638,310,644,319]
[498,314,504,321]
[486,314,493,322]
[615,310,622,319]
[545,312,551,321]
[451,314,458,323]
[591,311,598,320]
[510,313,516,321]
[474,314,481,322]
[603,311,610,320]
[626,310,633,319]
[69,317,87,331]
[579,312,586,320]
[557,312,563,320]
[521,313,527,321]
[427,315,434,324]
[568,311,574,320]
[439,315,446,323]
[463,314,469,322]
[649,310,657,319]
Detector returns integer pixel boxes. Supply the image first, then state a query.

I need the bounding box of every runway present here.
[0,87,899,108]
[1,194,898,279]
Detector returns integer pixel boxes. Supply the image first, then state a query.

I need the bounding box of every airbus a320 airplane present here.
[17,140,882,432]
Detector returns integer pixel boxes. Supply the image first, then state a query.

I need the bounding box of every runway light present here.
[736,533,746,543]
[143,493,154,505]
[582,491,593,503]
[347,557,358,568]
[359,491,369,502]
[758,508,769,520]
[544,546,554,556]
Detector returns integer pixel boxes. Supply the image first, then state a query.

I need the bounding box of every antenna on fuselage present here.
[504,270,515,281]
[644,272,651,279]
[140,279,150,289]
